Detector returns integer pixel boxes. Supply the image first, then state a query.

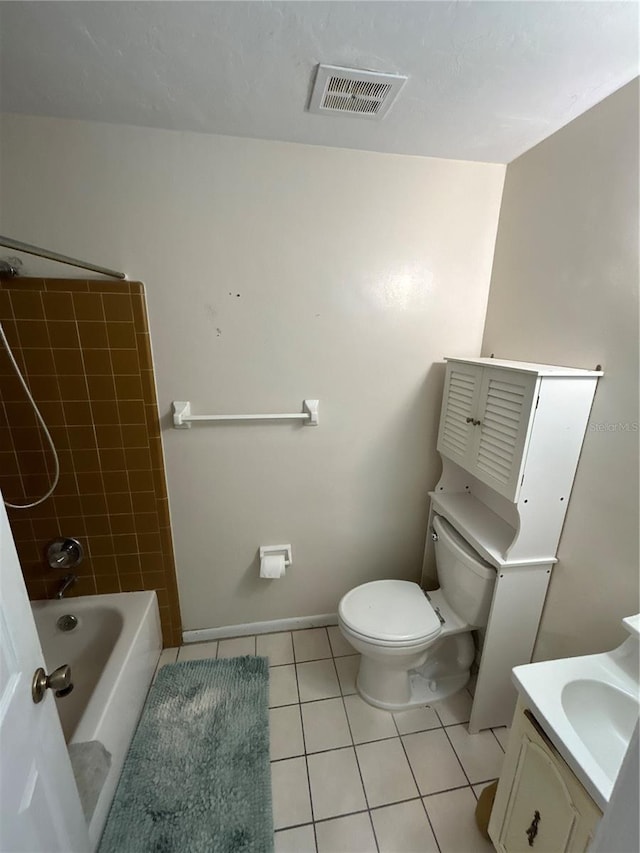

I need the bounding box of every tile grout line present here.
[332,652,381,853]
[290,631,318,852]
[490,726,507,753]
[392,708,443,853]
[274,781,482,835]
[269,716,487,759]
[441,722,475,790]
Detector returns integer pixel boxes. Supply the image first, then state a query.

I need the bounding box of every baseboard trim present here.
[182,613,338,644]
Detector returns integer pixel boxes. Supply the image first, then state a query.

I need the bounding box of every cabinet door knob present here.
[525,810,541,846]
[465,416,474,423]
[473,419,482,426]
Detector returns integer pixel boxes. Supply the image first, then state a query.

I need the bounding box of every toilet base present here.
[357,669,470,712]
[354,630,475,712]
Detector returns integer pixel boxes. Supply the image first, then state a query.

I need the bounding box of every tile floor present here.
[157,626,509,852]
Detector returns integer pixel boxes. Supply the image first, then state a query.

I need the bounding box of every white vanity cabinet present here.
[489,701,602,852]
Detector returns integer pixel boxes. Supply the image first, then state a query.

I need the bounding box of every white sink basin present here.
[512,616,639,810]
[561,679,637,783]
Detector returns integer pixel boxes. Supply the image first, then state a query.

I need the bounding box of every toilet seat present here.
[341,622,437,651]
[339,580,441,645]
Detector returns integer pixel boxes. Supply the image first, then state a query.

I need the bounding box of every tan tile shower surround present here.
[0,278,181,647]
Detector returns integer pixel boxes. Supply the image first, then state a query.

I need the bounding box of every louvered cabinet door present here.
[470,368,539,501]
[436,362,483,468]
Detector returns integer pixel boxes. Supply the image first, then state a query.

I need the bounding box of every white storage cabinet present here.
[424,358,602,731]
[437,361,538,502]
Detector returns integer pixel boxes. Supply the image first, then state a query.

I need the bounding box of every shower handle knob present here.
[47,537,84,569]
[32,664,72,703]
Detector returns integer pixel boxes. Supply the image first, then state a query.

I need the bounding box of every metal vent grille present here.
[309,65,407,120]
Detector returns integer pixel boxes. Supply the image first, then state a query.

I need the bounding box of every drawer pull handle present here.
[526,810,541,846]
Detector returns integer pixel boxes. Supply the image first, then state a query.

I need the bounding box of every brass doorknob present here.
[32,664,72,703]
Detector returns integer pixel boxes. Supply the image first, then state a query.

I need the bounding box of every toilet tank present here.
[432,513,496,628]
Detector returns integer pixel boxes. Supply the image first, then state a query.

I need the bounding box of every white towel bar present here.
[172,400,319,429]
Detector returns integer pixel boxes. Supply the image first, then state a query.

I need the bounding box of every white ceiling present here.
[0,1,637,164]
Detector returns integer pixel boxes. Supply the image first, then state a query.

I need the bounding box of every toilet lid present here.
[339,580,441,643]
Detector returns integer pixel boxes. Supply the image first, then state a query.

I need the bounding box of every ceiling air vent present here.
[308,65,407,120]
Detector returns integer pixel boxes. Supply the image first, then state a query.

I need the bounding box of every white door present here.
[0,496,89,853]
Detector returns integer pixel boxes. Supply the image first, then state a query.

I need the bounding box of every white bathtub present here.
[31,591,162,850]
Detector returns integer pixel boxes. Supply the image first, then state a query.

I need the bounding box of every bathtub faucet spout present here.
[55,573,78,599]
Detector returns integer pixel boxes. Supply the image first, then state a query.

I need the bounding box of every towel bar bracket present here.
[172,399,319,428]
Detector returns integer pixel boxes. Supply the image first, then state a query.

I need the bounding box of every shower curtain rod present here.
[0,235,126,280]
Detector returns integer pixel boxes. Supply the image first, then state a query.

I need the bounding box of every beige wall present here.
[482,79,639,660]
[0,114,505,631]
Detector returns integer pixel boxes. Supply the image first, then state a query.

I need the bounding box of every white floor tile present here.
[297,660,341,702]
[292,628,332,662]
[492,726,510,752]
[327,625,356,657]
[433,688,473,726]
[315,813,376,853]
[371,799,439,853]
[402,729,468,795]
[393,705,441,735]
[271,757,312,830]
[269,664,299,708]
[356,738,418,807]
[424,786,494,852]
[153,647,178,681]
[446,724,505,784]
[344,693,397,744]
[270,705,304,760]
[158,646,179,665]
[176,641,218,662]
[217,636,256,658]
[301,698,352,753]
[307,748,367,820]
[274,824,316,853]
[335,655,359,695]
[257,632,294,665]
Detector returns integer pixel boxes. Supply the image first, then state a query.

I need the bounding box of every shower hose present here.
[0,322,60,508]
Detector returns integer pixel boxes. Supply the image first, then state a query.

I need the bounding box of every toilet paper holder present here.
[259,545,292,566]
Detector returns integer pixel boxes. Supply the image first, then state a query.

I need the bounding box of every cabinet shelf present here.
[429,491,556,568]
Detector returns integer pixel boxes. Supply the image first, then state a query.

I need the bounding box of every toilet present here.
[338,513,496,711]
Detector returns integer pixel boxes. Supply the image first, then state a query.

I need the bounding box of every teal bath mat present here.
[99,657,273,853]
